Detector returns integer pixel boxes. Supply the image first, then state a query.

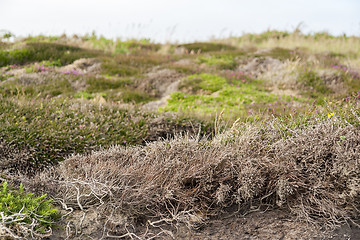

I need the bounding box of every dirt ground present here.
[47,208,359,240]
[174,210,359,240]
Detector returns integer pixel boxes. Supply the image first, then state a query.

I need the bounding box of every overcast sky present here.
[0,0,359,43]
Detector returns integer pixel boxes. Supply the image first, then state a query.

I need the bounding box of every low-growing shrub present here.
[101,61,139,76]
[0,43,102,67]
[27,111,360,238]
[0,181,60,239]
[86,76,131,92]
[179,42,236,53]
[298,67,332,100]
[0,98,211,172]
[120,89,153,103]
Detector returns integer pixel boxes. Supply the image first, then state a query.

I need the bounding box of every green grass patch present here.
[179,73,228,94]
[197,55,237,69]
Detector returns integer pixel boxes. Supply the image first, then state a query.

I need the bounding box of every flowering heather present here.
[33,65,50,73]
[223,69,252,84]
[9,64,18,69]
[61,69,83,75]
[344,92,360,102]
[331,64,360,79]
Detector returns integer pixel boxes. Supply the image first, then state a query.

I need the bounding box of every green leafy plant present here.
[0,181,60,237]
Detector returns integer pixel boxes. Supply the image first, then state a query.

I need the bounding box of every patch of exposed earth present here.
[238,57,284,79]
[174,210,359,240]
[237,56,301,98]
[0,58,101,92]
[58,58,101,74]
[47,208,359,240]
[140,68,185,111]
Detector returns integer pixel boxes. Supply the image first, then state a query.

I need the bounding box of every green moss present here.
[180,74,227,93]
[197,55,236,69]
[162,78,298,119]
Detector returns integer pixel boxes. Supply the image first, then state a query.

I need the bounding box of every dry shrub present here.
[27,118,360,237]
[270,122,360,228]
[0,139,35,175]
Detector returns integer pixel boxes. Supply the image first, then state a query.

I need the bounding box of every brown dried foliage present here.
[27,119,360,237]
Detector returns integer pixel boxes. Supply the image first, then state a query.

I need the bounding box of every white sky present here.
[0,0,359,43]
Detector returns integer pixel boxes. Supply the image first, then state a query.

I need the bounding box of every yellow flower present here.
[328,112,335,118]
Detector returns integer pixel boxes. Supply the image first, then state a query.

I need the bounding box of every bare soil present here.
[47,208,359,240]
[174,210,360,240]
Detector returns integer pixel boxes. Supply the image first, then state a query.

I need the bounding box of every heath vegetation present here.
[0,30,359,239]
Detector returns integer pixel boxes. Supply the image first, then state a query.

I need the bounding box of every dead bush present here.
[26,117,360,238]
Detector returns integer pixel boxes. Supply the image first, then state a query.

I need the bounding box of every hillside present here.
[0,31,359,239]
